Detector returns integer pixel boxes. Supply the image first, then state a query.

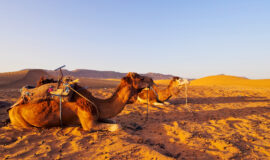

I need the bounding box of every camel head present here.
[122,72,154,104]
[124,72,154,91]
[172,77,189,87]
[168,77,189,96]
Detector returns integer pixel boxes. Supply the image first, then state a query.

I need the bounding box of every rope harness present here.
[50,82,99,127]
[51,65,100,127]
[144,80,191,122]
[68,86,100,119]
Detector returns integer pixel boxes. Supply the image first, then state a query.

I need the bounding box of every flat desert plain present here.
[1,73,270,159]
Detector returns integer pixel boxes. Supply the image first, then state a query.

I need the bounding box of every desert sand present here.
[1,73,270,159]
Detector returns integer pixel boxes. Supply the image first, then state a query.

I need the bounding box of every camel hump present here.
[11,77,79,108]
[21,83,58,102]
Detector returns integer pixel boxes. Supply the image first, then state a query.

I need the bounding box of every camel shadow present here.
[116,105,270,159]
[170,96,270,105]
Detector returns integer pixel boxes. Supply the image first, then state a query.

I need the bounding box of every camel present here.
[135,77,189,105]
[9,72,154,132]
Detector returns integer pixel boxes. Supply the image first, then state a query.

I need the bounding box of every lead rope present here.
[184,83,192,112]
[150,86,159,101]
[146,86,149,121]
[185,83,188,107]
[69,86,100,118]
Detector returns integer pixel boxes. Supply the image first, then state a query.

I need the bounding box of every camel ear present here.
[126,72,137,80]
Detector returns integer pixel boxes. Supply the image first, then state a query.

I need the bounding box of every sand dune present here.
[191,75,270,88]
[0,69,50,89]
[155,79,172,86]
[1,75,270,159]
[0,70,29,85]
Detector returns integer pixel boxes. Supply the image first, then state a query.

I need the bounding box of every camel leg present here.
[77,106,95,131]
[9,107,32,129]
[77,106,120,132]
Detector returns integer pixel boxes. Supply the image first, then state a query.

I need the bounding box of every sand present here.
[1,75,270,159]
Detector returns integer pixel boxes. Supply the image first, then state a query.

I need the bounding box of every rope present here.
[150,86,159,101]
[185,83,188,107]
[146,86,149,121]
[69,86,100,118]
[184,83,192,112]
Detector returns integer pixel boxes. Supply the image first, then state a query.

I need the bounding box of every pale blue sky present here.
[0,0,269,79]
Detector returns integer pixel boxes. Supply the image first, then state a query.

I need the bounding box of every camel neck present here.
[96,83,134,119]
[157,81,174,102]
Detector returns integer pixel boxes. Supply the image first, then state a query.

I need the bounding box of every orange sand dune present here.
[0,69,50,89]
[0,70,29,85]
[102,78,121,82]
[191,75,270,88]
[155,79,171,86]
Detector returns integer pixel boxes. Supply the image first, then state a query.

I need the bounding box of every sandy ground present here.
[1,80,270,159]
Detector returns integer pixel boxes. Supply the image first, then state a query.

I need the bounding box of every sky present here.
[0,0,269,79]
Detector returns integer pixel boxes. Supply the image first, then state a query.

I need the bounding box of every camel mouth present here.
[137,88,144,93]
[124,73,154,94]
[136,84,150,92]
[137,76,154,90]
[178,78,189,86]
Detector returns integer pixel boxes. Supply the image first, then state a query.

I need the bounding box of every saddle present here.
[10,77,79,108]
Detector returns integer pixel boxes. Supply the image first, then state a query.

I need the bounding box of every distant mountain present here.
[46,69,177,80]
[142,72,176,80]
[0,69,179,89]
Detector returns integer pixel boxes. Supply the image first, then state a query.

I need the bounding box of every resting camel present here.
[136,77,189,105]
[9,73,154,132]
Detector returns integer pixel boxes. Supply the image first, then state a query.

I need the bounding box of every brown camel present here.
[136,77,189,105]
[9,72,154,131]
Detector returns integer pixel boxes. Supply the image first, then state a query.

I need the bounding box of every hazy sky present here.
[0,1,269,79]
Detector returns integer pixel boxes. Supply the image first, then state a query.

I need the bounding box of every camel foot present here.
[153,102,164,106]
[164,102,170,105]
[93,123,121,132]
[108,124,121,132]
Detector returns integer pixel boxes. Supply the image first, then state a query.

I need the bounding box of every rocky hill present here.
[46,69,176,80]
